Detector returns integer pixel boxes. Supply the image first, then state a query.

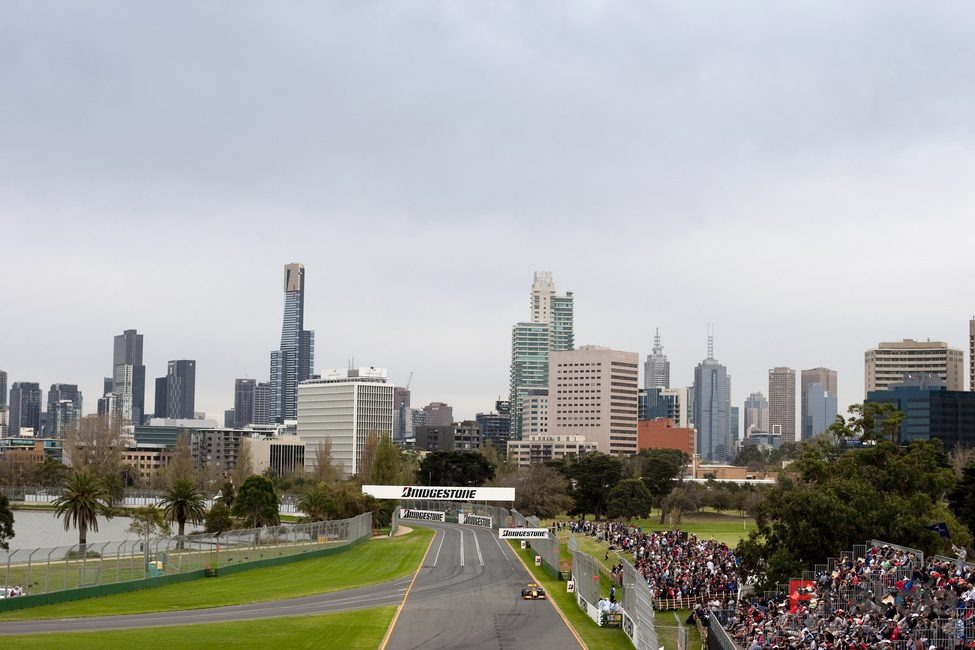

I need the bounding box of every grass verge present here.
[654,609,704,649]
[8,606,396,649]
[0,527,433,620]
[509,541,632,650]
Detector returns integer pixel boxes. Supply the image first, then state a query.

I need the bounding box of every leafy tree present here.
[563,452,625,521]
[296,482,333,522]
[709,487,735,515]
[659,486,698,527]
[0,495,14,550]
[512,465,574,518]
[829,402,904,444]
[128,506,172,570]
[638,449,685,503]
[357,431,379,483]
[162,433,197,485]
[32,457,70,488]
[733,445,768,468]
[231,475,280,528]
[738,438,963,591]
[371,433,400,485]
[220,481,236,507]
[323,481,377,521]
[230,441,254,489]
[102,472,126,506]
[160,479,207,540]
[309,439,342,484]
[947,465,975,537]
[417,451,496,487]
[606,478,654,521]
[204,502,234,535]
[53,472,112,552]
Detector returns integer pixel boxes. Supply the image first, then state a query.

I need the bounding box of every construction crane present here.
[405,371,413,390]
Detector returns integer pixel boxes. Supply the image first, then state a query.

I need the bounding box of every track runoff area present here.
[363,485,581,650]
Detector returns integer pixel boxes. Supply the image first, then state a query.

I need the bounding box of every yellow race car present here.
[521,583,546,600]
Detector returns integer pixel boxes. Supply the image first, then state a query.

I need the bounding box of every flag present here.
[926,522,950,539]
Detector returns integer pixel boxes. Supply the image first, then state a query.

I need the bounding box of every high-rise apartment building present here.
[970,320,974,391]
[475,400,512,451]
[9,382,42,437]
[46,384,82,437]
[743,392,769,435]
[113,329,146,425]
[393,387,411,441]
[768,367,796,444]
[234,379,257,428]
[0,370,7,411]
[254,382,271,426]
[510,272,575,439]
[162,360,196,420]
[421,402,453,427]
[297,368,394,477]
[865,339,963,394]
[641,386,691,428]
[549,346,639,456]
[801,368,838,440]
[644,328,671,389]
[270,263,315,423]
[693,337,731,462]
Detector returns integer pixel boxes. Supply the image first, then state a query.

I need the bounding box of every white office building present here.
[297,368,394,478]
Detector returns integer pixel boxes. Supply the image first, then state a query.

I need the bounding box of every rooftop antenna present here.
[653,327,663,354]
[707,323,714,360]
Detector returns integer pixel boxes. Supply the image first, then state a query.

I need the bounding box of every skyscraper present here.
[644,328,671,389]
[393,387,411,441]
[154,377,168,418]
[47,384,82,437]
[270,263,315,423]
[0,370,7,411]
[970,320,974,391]
[112,329,145,425]
[234,379,257,428]
[510,272,574,438]
[549,346,639,456]
[865,339,963,394]
[801,368,838,440]
[730,406,740,453]
[768,367,797,444]
[254,382,271,425]
[743,392,770,435]
[693,336,731,462]
[476,400,512,451]
[164,360,196,420]
[422,402,453,427]
[9,382,42,436]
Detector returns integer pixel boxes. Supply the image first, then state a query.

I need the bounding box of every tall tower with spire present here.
[693,331,732,462]
[644,328,671,389]
[270,263,315,423]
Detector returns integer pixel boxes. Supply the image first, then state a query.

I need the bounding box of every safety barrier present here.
[0,512,373,606]
[620,558,660,650]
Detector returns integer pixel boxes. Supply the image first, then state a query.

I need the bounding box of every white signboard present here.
[363,485,515,502]
[499,528,550,540]
[398,508,446,522]
[458,513,492,527]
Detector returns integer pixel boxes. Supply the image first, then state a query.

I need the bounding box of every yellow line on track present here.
[508,540,587,650]
[379,527,437,650]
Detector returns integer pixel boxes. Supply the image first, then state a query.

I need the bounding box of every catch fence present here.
[620,558,660,650]
[0,512,372,598]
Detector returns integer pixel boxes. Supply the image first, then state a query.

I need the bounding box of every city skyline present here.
[4,3,975,426]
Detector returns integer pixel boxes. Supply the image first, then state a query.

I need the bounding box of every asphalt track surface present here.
[2,522,582,649]
[384,521,581,650]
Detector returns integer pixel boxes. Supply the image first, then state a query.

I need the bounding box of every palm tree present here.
[296,482,333,522]
[53,472,111,553]
[159,479,207,543]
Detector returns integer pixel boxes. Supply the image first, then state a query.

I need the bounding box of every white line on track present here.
[493,531,515,569]
[459,528,465,566]
[472,528,484,566]
[432,526,446,566]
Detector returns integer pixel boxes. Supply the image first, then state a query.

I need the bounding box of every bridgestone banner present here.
[398,509,446,522]
[499,528,550,539]
[363,485,515,502]
[458,513,492,527]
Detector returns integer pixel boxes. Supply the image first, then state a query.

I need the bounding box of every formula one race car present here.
[521,583,547,600]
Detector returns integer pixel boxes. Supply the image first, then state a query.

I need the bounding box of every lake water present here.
[8,510,139,551]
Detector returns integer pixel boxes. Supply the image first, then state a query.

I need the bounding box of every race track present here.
[384,522,581,650]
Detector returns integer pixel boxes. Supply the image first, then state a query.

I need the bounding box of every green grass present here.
[8,606,396,649]
[510,541,632,650]
[654,609,703,650]
[0,528,432,620]
[628,508,756,545]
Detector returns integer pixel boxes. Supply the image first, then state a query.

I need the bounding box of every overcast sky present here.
[3,1,975,425]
